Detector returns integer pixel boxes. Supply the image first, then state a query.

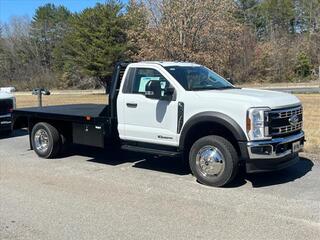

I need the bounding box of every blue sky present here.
[0,0,126,23]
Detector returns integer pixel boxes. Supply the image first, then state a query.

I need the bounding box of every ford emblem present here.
[289,114,299,125]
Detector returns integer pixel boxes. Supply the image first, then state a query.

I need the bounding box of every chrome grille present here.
[270,106,302,119]
[272,122,303,135]
[268,105,303,137]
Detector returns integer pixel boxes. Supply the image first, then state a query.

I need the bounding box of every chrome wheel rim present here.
[34,129,49,153]
[196,145,225,177]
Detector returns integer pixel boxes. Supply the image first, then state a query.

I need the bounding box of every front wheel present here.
[189,135,239,187]
[31,122,61,159]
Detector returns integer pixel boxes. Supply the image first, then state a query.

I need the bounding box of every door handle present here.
[126,103,138,108]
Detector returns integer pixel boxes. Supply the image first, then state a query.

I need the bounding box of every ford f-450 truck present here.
[0,87,15,135]
[13,62,304,187]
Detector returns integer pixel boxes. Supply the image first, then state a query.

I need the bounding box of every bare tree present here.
[136,0,244,77]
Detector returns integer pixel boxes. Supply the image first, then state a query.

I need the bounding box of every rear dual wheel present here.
[189,135,239,187]
[31,122,61,159]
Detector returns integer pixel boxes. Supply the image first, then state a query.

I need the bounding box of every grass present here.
[296,94,320,154]
[15,93,320,154]
[16,93,107,108]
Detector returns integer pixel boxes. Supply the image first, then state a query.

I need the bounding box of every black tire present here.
[31,122,61,159]
[189,135,239,187]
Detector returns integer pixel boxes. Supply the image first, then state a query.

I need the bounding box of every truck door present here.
[117,67,179,146]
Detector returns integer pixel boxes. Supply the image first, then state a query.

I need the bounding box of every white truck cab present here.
[117,62,304,185]
[0,87,16,135]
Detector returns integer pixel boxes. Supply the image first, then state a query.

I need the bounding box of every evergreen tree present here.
[31,4,71,69]
[63,1,128,88]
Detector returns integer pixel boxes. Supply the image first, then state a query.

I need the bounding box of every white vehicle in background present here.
[0,87,16,135]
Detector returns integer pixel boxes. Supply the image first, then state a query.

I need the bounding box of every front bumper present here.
[245,131,304,173]
[247,131,304,159]
[0,114,13,131]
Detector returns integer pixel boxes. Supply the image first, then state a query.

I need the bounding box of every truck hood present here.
[195,88,301,109]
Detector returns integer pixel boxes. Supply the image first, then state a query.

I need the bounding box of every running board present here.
[121,145,181,157]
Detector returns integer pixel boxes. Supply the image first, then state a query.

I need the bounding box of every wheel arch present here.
[179,112,248,156]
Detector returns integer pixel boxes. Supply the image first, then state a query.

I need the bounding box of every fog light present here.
[251,146,272,155]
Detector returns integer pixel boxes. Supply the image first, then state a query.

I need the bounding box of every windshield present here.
[165,66,234,91]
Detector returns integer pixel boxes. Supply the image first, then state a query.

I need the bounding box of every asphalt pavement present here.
[1,130,320,240]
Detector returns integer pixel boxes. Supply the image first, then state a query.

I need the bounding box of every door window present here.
[131,68,169,94]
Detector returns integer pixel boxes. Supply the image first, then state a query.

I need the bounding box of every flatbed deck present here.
[14,104,110,123]
[16,104,108,117]
[12,62,127,148]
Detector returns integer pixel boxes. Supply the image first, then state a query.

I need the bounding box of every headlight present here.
[247,108,271,140]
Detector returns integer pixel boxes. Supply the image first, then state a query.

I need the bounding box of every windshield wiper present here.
[216,86,236,90]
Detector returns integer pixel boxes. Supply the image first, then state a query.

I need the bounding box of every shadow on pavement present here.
[227,157,314,188]
[52,144,316,187]
[71,145,190,176]
[0,129,28,140]
[245,157,314,188]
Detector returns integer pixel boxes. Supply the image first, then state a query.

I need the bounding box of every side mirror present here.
[145,80,174,100]
[145,80,162,99]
